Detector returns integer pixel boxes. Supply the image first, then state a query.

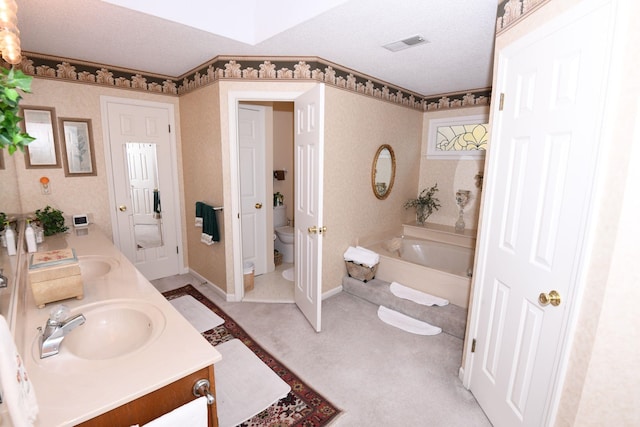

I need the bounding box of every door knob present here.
[319,226,327,234]
[308,226,317,234]
[118,205,127,212]
[255,203,263,209]
[538,290,561,307]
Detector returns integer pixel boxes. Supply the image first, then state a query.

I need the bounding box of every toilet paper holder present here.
[193,378,215,405]
[273,170,286,180]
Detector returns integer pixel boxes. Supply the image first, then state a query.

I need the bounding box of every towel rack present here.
[213,206,223,211]
[193,378,215,405]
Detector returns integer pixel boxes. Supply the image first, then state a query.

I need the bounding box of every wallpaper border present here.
[15,52,491,112]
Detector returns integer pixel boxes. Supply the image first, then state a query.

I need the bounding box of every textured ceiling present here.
[18,0,499,96]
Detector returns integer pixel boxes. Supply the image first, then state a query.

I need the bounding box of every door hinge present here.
[176,246,179,254]
[168,124,171,133]
[499,93,505,111]
[471,338,477,353]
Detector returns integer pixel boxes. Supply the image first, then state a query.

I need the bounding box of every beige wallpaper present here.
[180,84,227,290]
[323,85,423,292]
[272,103,295,222]
[12,79,182,242]
[419,106,489,231]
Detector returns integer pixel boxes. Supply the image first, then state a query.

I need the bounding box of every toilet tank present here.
[273,205,287,227]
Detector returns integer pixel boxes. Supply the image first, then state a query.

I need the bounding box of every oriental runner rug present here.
[163,285,341,427]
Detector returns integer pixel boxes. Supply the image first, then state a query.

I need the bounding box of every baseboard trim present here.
[322,285,343,300]
[188,268,230,301]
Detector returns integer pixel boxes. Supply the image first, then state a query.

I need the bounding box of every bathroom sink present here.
[63,300,165,360]
[78,255,119,281]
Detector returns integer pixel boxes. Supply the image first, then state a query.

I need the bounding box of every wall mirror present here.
[371,144,396,200]
[125,142,164,250]
[21,106,61,169]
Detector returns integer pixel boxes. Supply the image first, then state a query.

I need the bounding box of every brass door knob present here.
[308,226,318,234]
[538,290,561,307]
[118,205,127,212]
[319,226,327,234]
[255,203,263,209]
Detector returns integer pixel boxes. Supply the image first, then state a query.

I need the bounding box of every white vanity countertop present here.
[18,227,221,426]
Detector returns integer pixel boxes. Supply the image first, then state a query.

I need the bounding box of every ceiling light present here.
[382,34,429,53]
[0,0,21,64]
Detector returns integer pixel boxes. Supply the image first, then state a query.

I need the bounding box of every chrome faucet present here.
[39,305,86,358]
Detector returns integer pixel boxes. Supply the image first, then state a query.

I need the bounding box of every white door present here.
[468,1,614,426]
[239,105,268,275]
[103,99,181,280]
[294,84,325,332]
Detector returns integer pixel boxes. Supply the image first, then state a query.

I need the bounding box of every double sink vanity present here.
[2,224,221,426]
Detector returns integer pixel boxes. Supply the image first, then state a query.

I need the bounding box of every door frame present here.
[462,0,615,424]
[228,90,307,301]
[100,96,185,274]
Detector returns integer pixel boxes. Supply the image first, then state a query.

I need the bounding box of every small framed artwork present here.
[21,106,62,168]
[426,114,489,159]
[59,118,97,176]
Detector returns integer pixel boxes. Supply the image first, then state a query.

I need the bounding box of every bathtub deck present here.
[342,276,467,339]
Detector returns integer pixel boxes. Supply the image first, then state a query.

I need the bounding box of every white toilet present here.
[273,205,294,263]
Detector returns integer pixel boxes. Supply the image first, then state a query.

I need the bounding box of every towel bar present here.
[193,378,215,405]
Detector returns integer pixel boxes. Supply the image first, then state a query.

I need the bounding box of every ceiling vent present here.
[382,34,429,52]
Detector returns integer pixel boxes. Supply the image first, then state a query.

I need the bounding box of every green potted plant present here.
[404,183,441,225]
[34,206,68,236]
[0,67,34,154]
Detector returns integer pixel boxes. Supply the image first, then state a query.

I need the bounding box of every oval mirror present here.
[371,144,396,200]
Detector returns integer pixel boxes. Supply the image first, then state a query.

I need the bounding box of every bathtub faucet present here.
[39,305,86,358]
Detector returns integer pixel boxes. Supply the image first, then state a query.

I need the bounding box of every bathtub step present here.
[342,276,467,339]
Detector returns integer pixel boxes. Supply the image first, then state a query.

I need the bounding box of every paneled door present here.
[102,98,181,280]
[467,1,614,425]
[238,105,268,276]
[294,84,325,332]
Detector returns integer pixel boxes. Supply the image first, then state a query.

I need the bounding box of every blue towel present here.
[200,203,220,245]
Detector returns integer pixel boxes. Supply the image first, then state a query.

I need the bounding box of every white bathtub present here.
[365,235,474,308]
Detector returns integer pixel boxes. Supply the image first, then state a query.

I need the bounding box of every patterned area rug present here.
[163,285,341,427]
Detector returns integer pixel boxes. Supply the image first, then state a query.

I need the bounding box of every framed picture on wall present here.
[21,106,62,168]
[59,118,97,176]
[426,114,489,159]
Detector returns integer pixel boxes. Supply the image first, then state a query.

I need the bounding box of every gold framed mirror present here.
[371,144,396,200]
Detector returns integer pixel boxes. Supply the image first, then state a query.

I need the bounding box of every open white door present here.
[467,1,614,426]
[294,84,325,332]
[238,105,268,276]
[102,98,182,280]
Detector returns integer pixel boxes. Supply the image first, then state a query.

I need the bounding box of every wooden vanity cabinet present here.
[76,365,217,427]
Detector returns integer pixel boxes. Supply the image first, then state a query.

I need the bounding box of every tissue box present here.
[28,248,84,308]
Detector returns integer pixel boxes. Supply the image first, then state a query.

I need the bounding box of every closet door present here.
[467,0,615,425]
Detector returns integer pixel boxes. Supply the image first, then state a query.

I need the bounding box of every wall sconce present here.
[40,176,50,195]
[0,0,22,65]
